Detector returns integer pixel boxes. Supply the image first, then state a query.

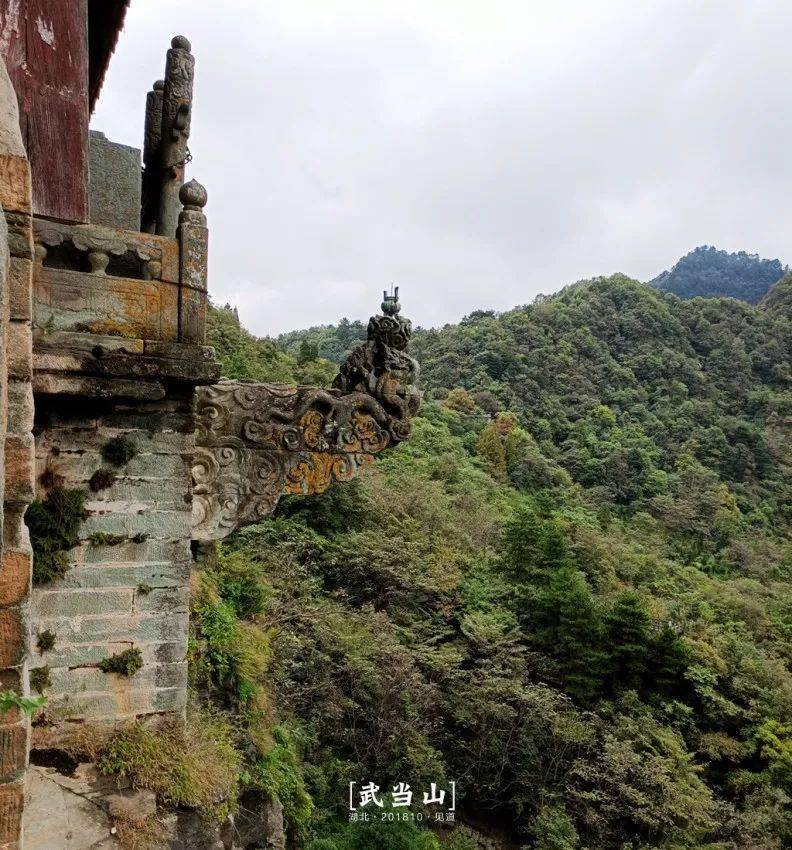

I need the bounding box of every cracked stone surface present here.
[23,764,119,849]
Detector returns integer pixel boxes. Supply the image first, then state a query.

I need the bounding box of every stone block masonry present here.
[0,53,36,850]
[29,392,195,742]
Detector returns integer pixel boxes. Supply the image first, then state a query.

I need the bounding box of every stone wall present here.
[29,392,195,741]
[0,55,35,850]
[88,131,142,232]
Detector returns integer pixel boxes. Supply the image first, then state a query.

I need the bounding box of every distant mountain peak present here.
[649,245,786,303]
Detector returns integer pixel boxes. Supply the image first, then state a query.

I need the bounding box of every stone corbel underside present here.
[192,380,403,540]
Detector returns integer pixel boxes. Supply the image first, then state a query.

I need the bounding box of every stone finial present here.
[381,285,401,316]
[171,35,192,52]
[180,179,207,211]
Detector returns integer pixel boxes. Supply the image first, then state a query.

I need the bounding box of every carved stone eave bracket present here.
[192,294,420,540]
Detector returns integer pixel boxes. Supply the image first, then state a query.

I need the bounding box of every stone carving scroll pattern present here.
[192,293,419,540]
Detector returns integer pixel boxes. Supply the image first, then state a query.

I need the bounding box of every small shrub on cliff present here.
[99,648,143,677]
[26,486,86,584]
[98,708,241,821]
[190,564,272,701]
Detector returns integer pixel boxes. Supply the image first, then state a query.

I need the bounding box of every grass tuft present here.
[98,708,241,821]
[88,532,127,546]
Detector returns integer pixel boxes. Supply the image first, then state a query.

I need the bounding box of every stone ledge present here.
[32,343,219,388]
[32,373,166,401]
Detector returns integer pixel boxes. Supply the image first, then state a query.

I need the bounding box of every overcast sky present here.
[93,1,792,336]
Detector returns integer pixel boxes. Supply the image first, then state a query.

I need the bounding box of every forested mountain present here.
[199,274,792,850]
[649,245,786,302]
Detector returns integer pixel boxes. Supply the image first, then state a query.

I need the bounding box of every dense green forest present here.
[649,246,786,303]
[198,270,792,850]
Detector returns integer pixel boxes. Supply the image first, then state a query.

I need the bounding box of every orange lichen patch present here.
[284,451,374,496]
[83,319,141,339]
[351,412,389,453]
[300,410,326,450]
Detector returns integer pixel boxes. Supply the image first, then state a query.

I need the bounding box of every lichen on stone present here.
[26,486,87,585]
[99,648,144,677]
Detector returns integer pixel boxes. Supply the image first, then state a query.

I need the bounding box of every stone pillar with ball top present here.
[178,179,209,344]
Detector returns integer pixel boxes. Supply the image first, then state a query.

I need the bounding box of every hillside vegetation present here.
[649,246,786,302]
[200,273,792,849]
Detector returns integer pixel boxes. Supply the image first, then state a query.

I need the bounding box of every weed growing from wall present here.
[30,667,51,694]
[89,469,115,492]
[102,436,138,467]
[88,532,126,546]
[0,691,45,717]
[26,487,86,585]
[99,648,144,677]
[36,630,56,652]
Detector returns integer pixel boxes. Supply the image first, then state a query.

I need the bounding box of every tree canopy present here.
[199,271,792,849]
[649,245,786,303]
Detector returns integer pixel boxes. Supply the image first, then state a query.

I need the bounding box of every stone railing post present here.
[177,179,208,344]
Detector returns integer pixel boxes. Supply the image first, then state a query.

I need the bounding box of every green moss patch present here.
[99,648,143,677]
[101,436,138,467]
[26,487,87,585]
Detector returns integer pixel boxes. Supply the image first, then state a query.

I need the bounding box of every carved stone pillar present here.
[156,37,194,239]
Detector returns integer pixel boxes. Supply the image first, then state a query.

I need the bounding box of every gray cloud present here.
[92,0,792,334]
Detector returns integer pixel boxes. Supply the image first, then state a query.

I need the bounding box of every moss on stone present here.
[30,667,51,694]
[37,630,56,653]
[26,487,87,585]
[89,468,115,492]
[99,648,144,677]
[101,435,138,467]
[88,532,127,546]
